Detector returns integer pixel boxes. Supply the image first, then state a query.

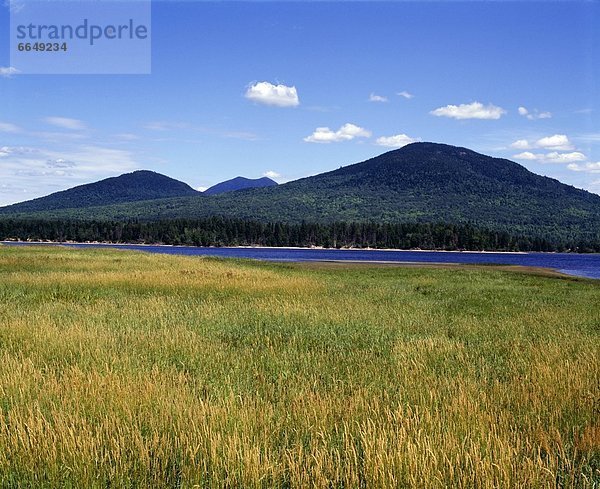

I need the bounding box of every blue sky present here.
[1,0,599,205]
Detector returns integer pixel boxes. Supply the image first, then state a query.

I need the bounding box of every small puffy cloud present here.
[397,91,414,99]
[375,133,420,148]
[44,116,86,130]
[0,121,21,133]
[535,134,573,150]
[510,134,574,152]
[262,170,281,179]
[0,66,19,78]
[544,151,586,163]
[430,102,506,120]
[510,139,530,150]
[245,81,299,107]
[518,106,552,120]
[514,150,586,164]
[196,186,208,192]
[567,162,600,173]
[369,93,388,103]
[513,151,543,161]
[304,123,371,143]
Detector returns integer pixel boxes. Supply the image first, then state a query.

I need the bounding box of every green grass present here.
[0,245,598,488]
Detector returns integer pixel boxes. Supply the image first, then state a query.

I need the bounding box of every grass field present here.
[0,245,598,488]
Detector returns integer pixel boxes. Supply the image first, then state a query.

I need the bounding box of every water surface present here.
[3,241,599,280]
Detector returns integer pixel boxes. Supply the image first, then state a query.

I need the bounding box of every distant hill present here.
[204,176,277,195]
[2,143,600,242]
[0,170,199,214]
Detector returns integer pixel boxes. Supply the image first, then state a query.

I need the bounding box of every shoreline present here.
[0,239,561,255]
[2,240,598,280]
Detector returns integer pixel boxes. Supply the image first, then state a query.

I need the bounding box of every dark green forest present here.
[1,217,598,252]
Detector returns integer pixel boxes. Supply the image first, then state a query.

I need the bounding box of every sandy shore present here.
[1,240,532,254]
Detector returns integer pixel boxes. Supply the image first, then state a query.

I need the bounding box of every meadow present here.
[0,245,598,488]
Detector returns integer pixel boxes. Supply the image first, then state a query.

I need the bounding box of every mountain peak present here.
[204,176,278,195]
[0,170,199,214]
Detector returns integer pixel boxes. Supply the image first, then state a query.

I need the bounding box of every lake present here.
[3,241,600,280]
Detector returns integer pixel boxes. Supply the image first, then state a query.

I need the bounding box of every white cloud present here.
[0,66,19,78]
[369,93,388,103]
[544,151,586,163]
[196,186,208,192]
[518,106,552,120]
[514,150,587,164]
[567,162,600,173]
[0,146,39,158]
[397,91,414,99]
[430,102,506,120]
[513,151,543,161]
[0,146,17,157]
[375,133,420,148]
[245,81,299,107]
[44,116,87,130]
[510,139,530,150]
[262,170,281,179]
[510,134,574,152]
[535,134,573,150]
[304,123,371,143]
[0,121,21,133]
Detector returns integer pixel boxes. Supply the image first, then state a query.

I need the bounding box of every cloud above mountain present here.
[375,134,420,148]
[518,106,552,120]
[304,123,371,143]
[430,102,506,120]
[510,134,575,151]
[245,81,299,107]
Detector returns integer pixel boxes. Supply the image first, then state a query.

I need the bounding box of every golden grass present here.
[0,245,598,487]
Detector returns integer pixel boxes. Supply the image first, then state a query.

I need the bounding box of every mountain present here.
[0,170,199,214]
[2,143,600,242]
[204,176,277,195]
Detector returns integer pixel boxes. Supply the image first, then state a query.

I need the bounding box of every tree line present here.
[0,217,598,252]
